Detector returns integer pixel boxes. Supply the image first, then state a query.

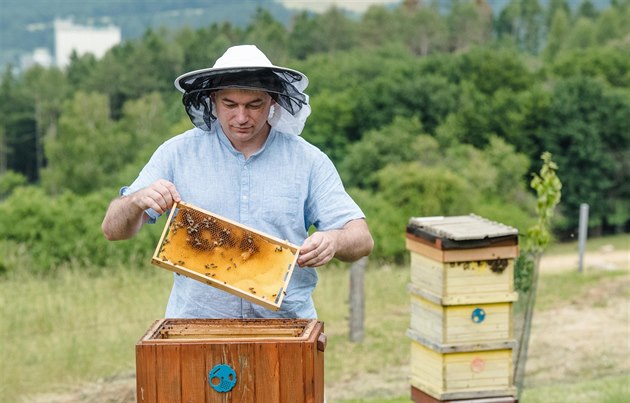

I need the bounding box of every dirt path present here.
[523,275,630,387]
[539,249,629,274]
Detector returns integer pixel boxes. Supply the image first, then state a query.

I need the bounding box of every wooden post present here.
[578,203,589,273]
[349,256,368,343]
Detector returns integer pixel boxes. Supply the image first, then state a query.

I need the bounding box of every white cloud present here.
[279,0,401,13]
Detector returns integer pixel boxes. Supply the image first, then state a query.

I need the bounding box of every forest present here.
[0,0,628,274]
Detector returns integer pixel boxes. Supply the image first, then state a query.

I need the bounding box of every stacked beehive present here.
[406,215,519,402]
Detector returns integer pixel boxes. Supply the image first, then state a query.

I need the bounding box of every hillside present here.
[0,0,294,68]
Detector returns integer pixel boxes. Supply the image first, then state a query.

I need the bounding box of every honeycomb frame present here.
[151,201,300,311]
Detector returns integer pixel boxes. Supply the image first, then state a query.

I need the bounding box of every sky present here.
[279,0,401,13]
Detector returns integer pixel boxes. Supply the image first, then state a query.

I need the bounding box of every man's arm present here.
[101,179,181,241]
[297,218,374,267]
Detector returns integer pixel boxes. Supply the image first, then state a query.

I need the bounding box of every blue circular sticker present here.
[471,308,486,323]
[208,363,237,393]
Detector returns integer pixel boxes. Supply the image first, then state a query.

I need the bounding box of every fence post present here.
[578,203,589,273]
[349,256,368,342]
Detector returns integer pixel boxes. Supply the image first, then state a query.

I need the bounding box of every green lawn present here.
[1,237,628,402]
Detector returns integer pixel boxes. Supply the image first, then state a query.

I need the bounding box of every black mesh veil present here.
[179,68,308,131]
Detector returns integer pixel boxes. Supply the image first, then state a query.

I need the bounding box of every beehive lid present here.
[407,215,518,249]
[152,201,300,311]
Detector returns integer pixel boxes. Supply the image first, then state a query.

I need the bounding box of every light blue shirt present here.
[122,125,364,319]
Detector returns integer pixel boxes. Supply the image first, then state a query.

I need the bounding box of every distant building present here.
[54,18,121,68]
[20,47,54,70]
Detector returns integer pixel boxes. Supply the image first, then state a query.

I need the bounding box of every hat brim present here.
[174,66,308,93]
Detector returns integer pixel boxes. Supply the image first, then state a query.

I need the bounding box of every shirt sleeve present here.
[119,143,174,224]
[306,153,365,231]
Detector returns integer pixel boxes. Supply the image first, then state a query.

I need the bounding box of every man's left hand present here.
[297,231,338,267]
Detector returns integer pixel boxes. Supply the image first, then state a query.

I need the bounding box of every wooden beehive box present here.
[406,215,518,303]
[152,201,300,311]
[136,318,326,403]
[409,330,516,401]
[409,284,517,346]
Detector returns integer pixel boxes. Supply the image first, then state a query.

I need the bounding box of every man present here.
[102,45,373,319]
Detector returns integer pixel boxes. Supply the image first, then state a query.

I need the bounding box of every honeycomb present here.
[152,202,299,310]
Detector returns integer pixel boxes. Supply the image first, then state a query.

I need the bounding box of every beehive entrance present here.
[152,202,300,310]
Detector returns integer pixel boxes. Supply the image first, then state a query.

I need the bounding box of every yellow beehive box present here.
[408,252,516,304]
[409,330,516,401]
[406,215,518,303]
[152,201,300,311]
[409,284,517,346]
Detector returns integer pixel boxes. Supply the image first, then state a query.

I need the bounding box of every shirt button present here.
[242,195,248,201]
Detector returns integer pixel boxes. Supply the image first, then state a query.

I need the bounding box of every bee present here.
[161,256,169,262]
[272,293,277,298]
[163,239,170,245]
[177,260,185,266]
[275,246,283,252]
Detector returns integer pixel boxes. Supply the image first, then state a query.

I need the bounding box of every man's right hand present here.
[102,179,181,241]
[128,179,181,215]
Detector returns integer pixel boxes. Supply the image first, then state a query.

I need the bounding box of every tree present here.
[496,0,545,53]
[288,11,320,60]
[358,6,404,50]
[543,8,570,62]
[576,0,599,20]
[565,17,596,49]
[301,89,357,165]
[244,8,289,64]
[352,65,459,137]
[448,0,492,51]
[21,66,69,180]
[288,7,357,58]
[540,76,630,234]
[593,8,624,45]
[339,116,427,188]
[549,47,630,87]
[0,66,37,181]
[545,0,571,28]
[177,23,240,71]
[403,4,449,55]
[84,28,183,118]
[41,92,122,194]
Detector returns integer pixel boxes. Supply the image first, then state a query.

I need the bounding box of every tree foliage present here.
[0,0,628,272]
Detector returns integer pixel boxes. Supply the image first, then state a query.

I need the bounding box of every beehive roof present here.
[408,214,518,241]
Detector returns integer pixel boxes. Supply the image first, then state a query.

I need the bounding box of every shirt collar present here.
[214,124,277,160]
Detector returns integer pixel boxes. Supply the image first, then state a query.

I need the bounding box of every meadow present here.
[1,235,628,402]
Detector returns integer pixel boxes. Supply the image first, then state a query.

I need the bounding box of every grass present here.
[313,263,410,383]
[520,374,630,403]
[534,269,630,310]
[1,235,628,402]
[0,261,172,402]
[546,233,630,256]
